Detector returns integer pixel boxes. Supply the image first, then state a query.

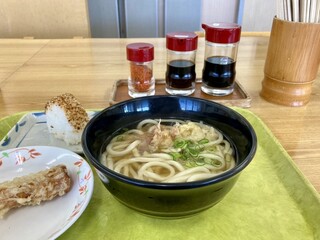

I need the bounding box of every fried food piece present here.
[0,165,71,218]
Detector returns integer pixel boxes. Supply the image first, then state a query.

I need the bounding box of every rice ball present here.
[45,93,89,145]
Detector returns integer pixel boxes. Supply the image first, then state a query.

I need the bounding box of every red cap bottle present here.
[165,32,198,96]
[202,23,241,44]
[126,43,155,98]
[201,23,241,96]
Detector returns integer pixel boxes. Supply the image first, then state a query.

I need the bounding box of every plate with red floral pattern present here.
[0,146,94,240]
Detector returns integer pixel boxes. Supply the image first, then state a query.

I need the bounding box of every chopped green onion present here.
[185,160,197,168]
[195,158,205,166]
[212,159,222,167]
[174,139,187,149]
[169,152,182,160]
[171,138,231,169]
[188,148,198,157]
[116,135,125,141]
[198,138,209,144]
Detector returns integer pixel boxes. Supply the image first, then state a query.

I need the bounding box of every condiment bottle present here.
[201,23,241,96]
[165,32,198,96]
[126,43,155,98]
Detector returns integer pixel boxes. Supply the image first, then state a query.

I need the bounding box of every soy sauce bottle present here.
[165,32,198,96]
[201,23,241,96]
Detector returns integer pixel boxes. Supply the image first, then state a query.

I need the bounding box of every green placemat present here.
[0,111,30,141]
[1,108,320,240]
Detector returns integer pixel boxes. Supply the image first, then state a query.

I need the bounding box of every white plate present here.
[0,146,94,240]
[0,111,96,153]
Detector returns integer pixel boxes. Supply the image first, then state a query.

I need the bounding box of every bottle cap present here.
[166,32,198,51]
[126,43,154,62]
[202,23,241,44]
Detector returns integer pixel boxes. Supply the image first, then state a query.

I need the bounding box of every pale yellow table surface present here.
[0,37,319,193]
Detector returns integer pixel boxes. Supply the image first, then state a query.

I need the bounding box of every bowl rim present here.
[82,95,257,189]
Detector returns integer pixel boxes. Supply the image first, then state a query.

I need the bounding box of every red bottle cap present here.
[126,43,154,62]
[202,23,241,44]
[166,32,198,51]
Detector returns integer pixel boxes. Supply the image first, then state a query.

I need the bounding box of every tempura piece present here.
[0,165,72,218]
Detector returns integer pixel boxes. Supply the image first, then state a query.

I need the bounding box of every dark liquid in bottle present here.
[202,56,236,88]
[166,60,196,89]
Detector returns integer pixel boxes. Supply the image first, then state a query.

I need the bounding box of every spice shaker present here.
[201,23,241,96]
[165,32,198,96]
[126,43,155,98]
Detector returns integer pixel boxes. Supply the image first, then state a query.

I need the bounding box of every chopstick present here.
[277,0,320,23]
[277,0,285,20]
[306,0,311,22]
[310,0,319,22]
[300,0,306,22]
[292,0,299,22]
[287,0,293,21]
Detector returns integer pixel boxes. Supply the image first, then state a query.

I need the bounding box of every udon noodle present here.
[101,119,236,183]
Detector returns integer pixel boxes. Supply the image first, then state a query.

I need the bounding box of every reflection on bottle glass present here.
[202,56,236,88]
[166,60,196,89]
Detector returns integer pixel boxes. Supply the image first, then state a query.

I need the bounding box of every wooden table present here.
[0,37,319,193]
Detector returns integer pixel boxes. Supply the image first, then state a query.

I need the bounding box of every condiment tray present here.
[109,79,252,107]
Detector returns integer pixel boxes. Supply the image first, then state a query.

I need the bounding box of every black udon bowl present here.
[82,95,257,218]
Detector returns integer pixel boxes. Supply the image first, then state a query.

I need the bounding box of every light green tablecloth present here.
[1,108,319,240]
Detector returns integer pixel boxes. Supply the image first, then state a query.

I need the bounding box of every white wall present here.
[241,0,276,31]
[201,0,239,26]
[201,0,277,32]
